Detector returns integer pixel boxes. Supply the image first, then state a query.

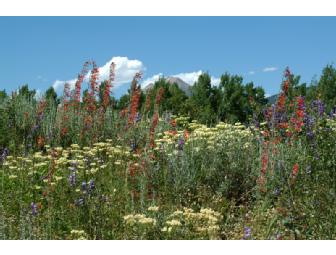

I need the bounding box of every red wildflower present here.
[184,130,189,141]
[129,163,137,177]
[282,80,289,94]
[277,93,286,110]
[278,122,289,129]
[60,127,68,137]
[296,110,304,119]
[261,151,268,175]
[149,112,159,148]
[90,62,100,95]
[155,87,164,105]
[295,121,304,132]
[128,88,141,125]
[103,62,115,109]
[297,96,305,109]
[37,135,45,148]
[127,72,142,126]
[120,107,128,118]
[292,163,299,177]
[74,61,90,105]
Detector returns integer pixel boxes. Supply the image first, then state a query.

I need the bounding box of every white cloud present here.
[173,70,203,85]
[211,77,221,86]
[52,79,77,92]
[248,71,255,75]
[52,56,144,93]
[142,73,163,88]
[265,93,271,98]
[262,67,278,72]
[142,70,220,88]
[99,56,144,85]
[34,89,42,100]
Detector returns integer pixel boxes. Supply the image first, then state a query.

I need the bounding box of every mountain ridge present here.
[144,76,192,96]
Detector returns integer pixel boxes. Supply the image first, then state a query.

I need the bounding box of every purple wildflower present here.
[88,179,95,190]
[243,227,251,239]
[0,147,9,162]
[69,172,76,186]
[178,137,185,151]
[317,100,325,117]
[75,198,84,206]
[135,112,141,123]
[130,141,137,152]
[31,202,38,216]
[81,181,87,191]
[273,188,281,196]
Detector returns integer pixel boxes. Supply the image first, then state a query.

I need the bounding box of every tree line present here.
[0,64,335,128]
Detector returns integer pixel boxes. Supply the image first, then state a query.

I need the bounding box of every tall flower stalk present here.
[127,72,142,127]
[102,62,116,110]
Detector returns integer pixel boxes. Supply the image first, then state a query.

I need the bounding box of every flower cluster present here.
[70,229,88,240]
[123,214,157,226]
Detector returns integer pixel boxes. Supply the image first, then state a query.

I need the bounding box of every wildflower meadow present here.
[0,61,335,240]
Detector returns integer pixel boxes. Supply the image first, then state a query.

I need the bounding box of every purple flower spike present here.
[31,202,38,216]
[81,181,87,191]
[178,137,185,151]
[89,179,95,190]
[243,227,251,239]
[69,172,76,186]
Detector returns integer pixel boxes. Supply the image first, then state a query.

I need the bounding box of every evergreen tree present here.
[189,73,217,125]
[218,73,245,123]
[118,94,130,110]
[18,84,36,101]
[0,89,7,102]
[318,64,336,112]
[45,86,59,106]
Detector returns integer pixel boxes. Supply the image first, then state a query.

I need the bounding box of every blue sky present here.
[0,17,335,98]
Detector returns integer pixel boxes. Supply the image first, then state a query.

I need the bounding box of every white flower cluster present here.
[70,229,87,240]
[123,214,157,226]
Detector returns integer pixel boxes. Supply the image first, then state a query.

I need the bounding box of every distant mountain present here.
[267,94,278,104]
[144,77,192,96]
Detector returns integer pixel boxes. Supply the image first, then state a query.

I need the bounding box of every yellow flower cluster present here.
[147,206,159,212]
[123,214,157,226]
[175,116,190,128]
[327,118,336,132]
[161,207,222,238]
[161,219,182,233]
[70,229,87,240]
[187,121,253,151]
